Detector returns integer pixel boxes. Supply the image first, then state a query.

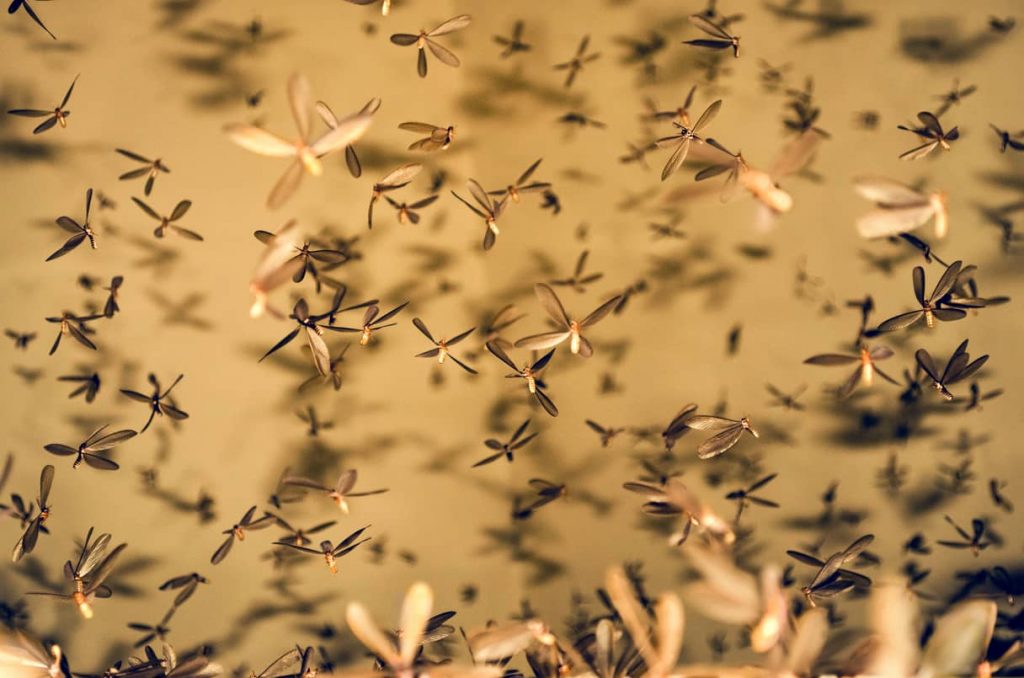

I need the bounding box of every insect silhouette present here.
[787,534,874,606]
[46,311,101,355]
[383,193,439,225]
[875,261,966,331]
[43,426,136,471]
[58,370,100,402]
[211,506,276,565]
[989,480,1014,513]
[390,15,472,78]
[989,124,1024,152]
[853,177,948,240]
[683,15,740,57]
[120,374,189,433]
[5,329,35,349]
[485,342,558,416]
[515,284,620,358]
[488,158,550,205]
[399,121,456,151]
[412,318,477,374]
[554,35,601,88]
[127,609,174,648]
[132,198,204,241]
[915,339,988,401]
[326,301,408,347]
[898,111,959,160]
[273,526,371,573]
[260,298,340,375]
[8,0,56,39]
[116,149,170,196]
[8,75,78,134]
[296,406,332,437]
[316,97,381,178]
[765,383,807,410]
[283,469,388,513]
[47,188,96,261]
[252,229,350,293]
[725,473,779,523]
[934,78,977,116]
[584,420,625,448]
[550,251,603,293]
[367,163,422,229]
[804,345,899,398]
[513,479,567,520]
[159,572,208,607]
[103,276,123,318]
[451,179,509,251]
[657,99,722,181]
[683,414,759,459]
[11,465,54,562]
[938,516,991,557]
[494,20,530,58]
[27,527,126,619]
[473,420,537,468]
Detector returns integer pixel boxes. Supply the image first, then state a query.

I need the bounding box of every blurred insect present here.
[765,383,806,410]
[541,189,562,214]
[127,609,174,648]
[120,374,189,433]
[966,381,1003,411]
[159,572,209,607]
[485,342,558,416]
[853,177,948,240]
[283,469,388,513]
[132,198,204,241]
[46,310,101,355]
[399,121,455,151]
[316,97,380,178]
[367,163,422,229]
[296,406,332,437]
[412,318,477,374]
[211,506,276,565]
[758,59,791,92]
[898,111,959,160]
[645,86,697,124]
[299,344,350,393]
[116,149,170,196]
[28,527,126,619]
[683,414,759,459]
[58,370,100,402]
[273,518,337,549]
[515,284,620,358]
[274,526,371,574]
[695,0,744,26]
[451,179,508,251]
[8,75,77,134]
[383,193,438,225]
[473,419,538,467]
[989,15,1016,32]
[989,480,1014,513]
[46,188,97,262]
[11,465,54,562]
[915,339,988,401]
[224,73,373,209]
[43,426,136,471]
[557,111,606,129]
[726,323,742,355]
[550,251,603,294]
[245,90,265,108]
[345,0,392,16]
[513,479,567,520]
[5,329,35,349]
[326,301,408,347]
[787,535,874,606]
[989,124,1024,153]
[854,110,880,129]
[620,141,655,169]
[101,275,124,318]
[389,15,471,78]
[656,99,721,181]
[938,516,991,556]
[725,473,778,523]
[683,15,740,57]
[804,345,899,398]
[934,78,977,116]
[554,35,601,88]
[585,420,625,447]
[662,403,699,452]
[488,158,550,204]
[494,20,530,57]
[253,229,349,293]
[876,261,965,332]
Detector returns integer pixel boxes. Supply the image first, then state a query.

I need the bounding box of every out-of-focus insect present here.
[554,35,600,88]
[211,506,276,565]
[965,381,1003,411]
[127,608,174,648]
[367,163,422,229]
[485,342,558,416]
[624,476,733,546]
[683,14,740,57]
[515,284,620,358]
[758,59,791,92]
[43,426,135,471]
[103,276,123,318]
[345,0,392,17]
[989,124,1024,152]
[159,572,208,607]
[274,526,371,574]
[325,301,408,347]
[316,97,380,178]
[726,323,742,355]
[875,261,965,331]
[725,473,778,523]
[494,20,530,58]
[898,111,959,160]
[451,179,508,251]
[259,298,339,375]
[853,177,948,240]
[915,339,988,401]
[116,149,170,196]
[854,110,880,129]
[803,345,899,398]
[383,193,438,225]
[620,141,655,169]
[684,414,759,459]
[132,198,204,241]
[0,628,69,677]
[252,229,349,293]
[551,251,603,293]
[47,188,97,262]
[656,99,721,181]
[11,465,53,562]
[8,75,77,134]
[765,383,806,410]
[8,0,56,39]
[283,469,388,513]
[389,15,472,78]
[645,86,698,125]
[46,310,101,355]
[412,318,477,374]
[28,527,126,619]
[299,344,350,393]
[399,121,455,151]
[661,403,698,452]
[5,329,35,349]
[246,90,265,108]
[473,420,537,468]
[557,111,606,129]
[488,158,550,204]
[787,535,874,606]
[273,518,336,548]
[120,374,189,433]
[513,479,567,519]
[224,73,373,209]
[989,479,1014,513]
[57,370,100,402]
[296,406,332,437]
[935,78,977,116]
[938,515,990,556]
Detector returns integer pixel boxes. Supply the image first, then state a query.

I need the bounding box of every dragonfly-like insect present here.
[224,73,373,208]
[273,518,337,548]
[513,479,567,520]
[116,149,171,196]
[473,419,537,468]
[46,188,97,262]
[656,99,721,181]
[916,339,988,401]
[803,345,899,398]
[28,527,126,619]
[132,198,204,241]
[485,342,558,416]
[253,229,347,294]
[103,275,123,318]
[554,35,601,88]
[683,14,740,57]
[43,426,136,471]
[260,298,341,375]
[326,301,408,347]
[685,414,759,459]
[127,608,174,648]
[412,318,477,374]
[283,469,388,513]
[368,163,422,229]
[383,193,438,225]
[45,310,101,355]
[389,15,471,78]
[5,329,35,349]
[725,473,778,523]
[765,383,807,410]
[8,75,78,134]
[938,515,991,556]
[550,251,603,293]
[120,374,189,433]
[399,121,455,151]
[875,260,966,331]
[159,572,209,607]
[786,535,874,607]
[898,111,959,160]
[494,20,530,58]
[273,526,371,574]
[585,420,625,447]
[11,465,54,562]
[935,78,977,116]
[452,179,508,251]
[853,177,948,240]
[515,283,620,358]
[211,506,276,565]
[488,158,550,204]
[315,97,381,178]
[989,124,1024,153]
